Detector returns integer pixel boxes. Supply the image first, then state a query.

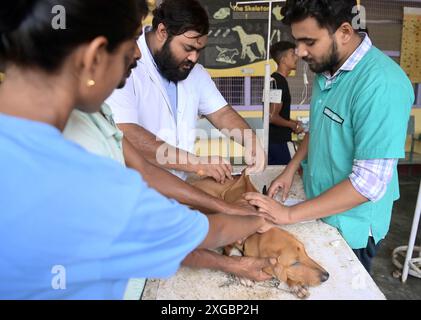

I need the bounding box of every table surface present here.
[142,166,386,300]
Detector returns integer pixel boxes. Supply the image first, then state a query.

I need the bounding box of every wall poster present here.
[401,7,421,83]
[199,1,292,77]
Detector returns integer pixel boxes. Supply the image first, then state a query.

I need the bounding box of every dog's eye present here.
[291,261,300,267]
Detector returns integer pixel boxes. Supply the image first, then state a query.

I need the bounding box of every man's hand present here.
[244,137,266,175]
[243,192,292,225]
[227,199,258,215]
[268,169,295,201]
[196,156,233,184]
[228,256,276,281]
[292,121,304,134]
[225,199,277,221]
[256,220,276,234]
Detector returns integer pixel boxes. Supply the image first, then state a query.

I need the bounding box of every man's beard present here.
[154,38,195,82]
[304,38,340,74]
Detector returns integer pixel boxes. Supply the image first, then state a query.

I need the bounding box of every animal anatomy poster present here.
[198,0,292,77]
[401,7,421,83]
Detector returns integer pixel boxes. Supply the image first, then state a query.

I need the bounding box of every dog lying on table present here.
[190,173,329,299]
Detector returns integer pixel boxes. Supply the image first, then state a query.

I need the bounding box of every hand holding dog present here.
[268,169,295,201]
[229,256,276,281]
[227,199,276,220]
[243,192,292,225]
[196,156,233,184]
[244,137,266,175]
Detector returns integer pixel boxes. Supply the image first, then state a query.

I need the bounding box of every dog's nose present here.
[321,272,329,282]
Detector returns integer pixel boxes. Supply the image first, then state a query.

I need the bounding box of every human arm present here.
[182,249,275,281]
[123,136,260,216]
[267,133,309,200]
[206,105,266,175]
[119,123,233,183]
[245,178,367,224]
[270,102,303,134]
[246,158,397,224]
[199,214,272,249]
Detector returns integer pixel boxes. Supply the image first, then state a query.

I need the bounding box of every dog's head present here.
[245,228,329,287]
[232,26,243,33]
[191,172,329,289]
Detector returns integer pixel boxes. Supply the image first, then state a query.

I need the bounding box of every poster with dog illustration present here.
[199,0,293,77]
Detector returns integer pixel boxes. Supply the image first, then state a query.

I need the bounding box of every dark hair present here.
[0,0,142,72]
[281,0,358,33]
[136,0,149,20]
[270,41,296,64]
[152,0,209,37]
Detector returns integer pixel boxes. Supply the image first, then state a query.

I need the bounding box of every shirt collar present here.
[91,104,123,141]
[322,32,372,80]
[141,26,158,69]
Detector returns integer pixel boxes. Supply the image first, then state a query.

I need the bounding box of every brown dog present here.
[191,173,329,298]
[190,172,257,209]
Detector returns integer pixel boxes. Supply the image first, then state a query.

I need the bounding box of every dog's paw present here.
[290,285,309,299]
[237,277,255,287]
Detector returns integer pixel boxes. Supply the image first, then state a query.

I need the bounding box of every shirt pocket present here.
[322,106,354,180]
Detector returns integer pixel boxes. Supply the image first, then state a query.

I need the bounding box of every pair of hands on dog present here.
[243,169,295,225]
[196,156,234,184]
[196,136,266,184]
[229,255,277,281]
[225,191,289,231]
[227,198,277,233]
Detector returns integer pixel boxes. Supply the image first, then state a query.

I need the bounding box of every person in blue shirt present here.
[0,0,272,299]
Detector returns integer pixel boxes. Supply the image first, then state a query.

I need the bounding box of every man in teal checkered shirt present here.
[245,0,415,273]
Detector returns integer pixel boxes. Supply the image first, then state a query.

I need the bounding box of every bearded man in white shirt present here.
[106,0,266,183]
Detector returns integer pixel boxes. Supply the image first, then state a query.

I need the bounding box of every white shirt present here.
[106,26,227,180]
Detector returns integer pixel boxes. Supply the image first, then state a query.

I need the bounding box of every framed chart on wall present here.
[401,7,421,84]
[198,0,292,77]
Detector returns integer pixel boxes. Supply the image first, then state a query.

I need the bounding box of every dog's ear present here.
[243,172,259,193]
[273,264,288,282]
[273,256,288,282]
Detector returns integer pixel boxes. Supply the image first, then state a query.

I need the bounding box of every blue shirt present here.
[0,114,208,299]
[161,77,178,122]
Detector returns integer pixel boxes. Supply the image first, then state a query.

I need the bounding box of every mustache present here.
[181,60,194,68]
[128,60,138,71]
[154,39,196,82]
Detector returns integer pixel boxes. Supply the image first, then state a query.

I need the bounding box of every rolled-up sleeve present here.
[349,158,397,202]
[196,65,228,116]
